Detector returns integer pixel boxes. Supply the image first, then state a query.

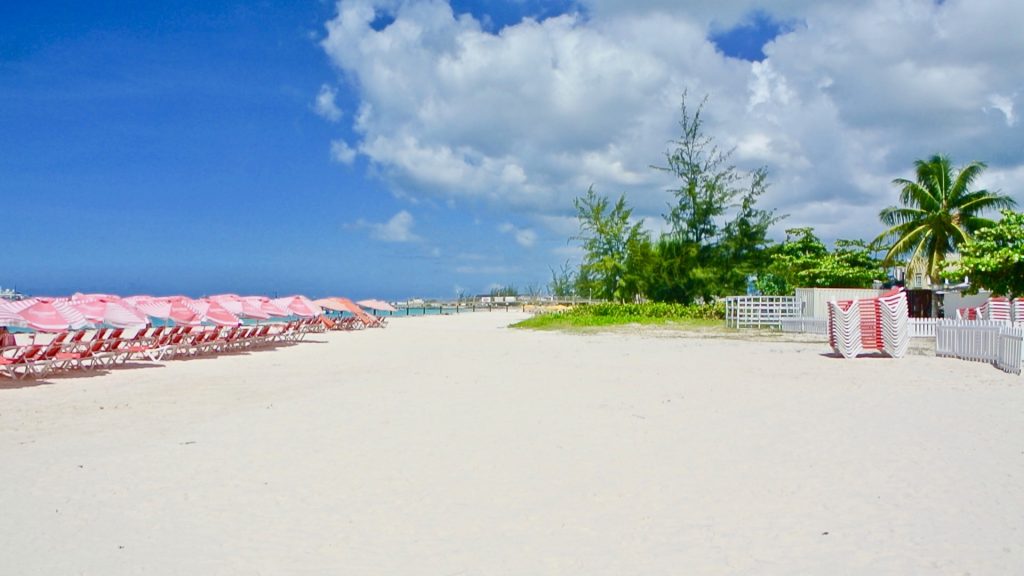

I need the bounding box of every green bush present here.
[514,301,725,329]
[567,302,724,320]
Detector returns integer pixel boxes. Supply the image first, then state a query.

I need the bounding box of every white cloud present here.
[349,210,421,242]
[987,94,1017,127]
[498,222,537,247]
[322,0,1024,245]
[330,139,357,164]
[314,84,343,122]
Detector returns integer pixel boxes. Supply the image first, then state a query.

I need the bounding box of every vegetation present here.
[571,186,652,302]
[512,301,724,330]
[758,228,885,294]
[535,93,1016,328]
[873,154,1016,279]
[942,210,1024,297]
[490,285,519,298]
[564,94,785,305]
[648,95,783,303]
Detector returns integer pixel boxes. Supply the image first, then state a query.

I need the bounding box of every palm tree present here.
[874,154,1017,279]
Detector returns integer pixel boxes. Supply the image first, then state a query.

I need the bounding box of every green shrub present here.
[513,301,724,329]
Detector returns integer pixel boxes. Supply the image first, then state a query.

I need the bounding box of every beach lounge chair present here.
[0,333,69,379]
[1,343,49,379]
[143,326,188,361]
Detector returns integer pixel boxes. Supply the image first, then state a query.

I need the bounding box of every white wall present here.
[941,291,992,317]
[795,288,888,319]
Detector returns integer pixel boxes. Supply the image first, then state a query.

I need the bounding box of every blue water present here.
[365,305,520,317]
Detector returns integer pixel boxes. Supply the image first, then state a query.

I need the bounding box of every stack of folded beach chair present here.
[827,288,909,359]
[985,297,1012,323]
[956,297,1016,323]
[827,299,864,359]
[878,290,910,358]
[957,306,979,320]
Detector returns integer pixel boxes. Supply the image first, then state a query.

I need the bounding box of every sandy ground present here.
[1,312,1021,575]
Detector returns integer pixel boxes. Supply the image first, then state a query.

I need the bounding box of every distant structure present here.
[477,295,517,304]
[0,286,27,301]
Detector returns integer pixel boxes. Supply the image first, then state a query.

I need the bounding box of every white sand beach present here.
[1,311,1021,575]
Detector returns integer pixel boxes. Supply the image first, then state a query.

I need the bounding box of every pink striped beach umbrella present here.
[271,295,322,318]
[194,299,242,326]
[124,296,204,326]
[10,298,91,332]
[66,295,149,328]
[244,296,291,318]
[0,299,32,328]
[209,294,271,320]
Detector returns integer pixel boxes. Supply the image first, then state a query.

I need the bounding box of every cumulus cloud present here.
[321,0,1024,245]
[330,139,357,164]
[348,210,421,242]
[314,84,343,122]
[498,222,538,247]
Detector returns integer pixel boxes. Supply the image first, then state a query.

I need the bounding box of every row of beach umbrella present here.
[0,293,395,333]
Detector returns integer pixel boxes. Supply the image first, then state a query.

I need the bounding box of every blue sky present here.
[2,0,1022,300]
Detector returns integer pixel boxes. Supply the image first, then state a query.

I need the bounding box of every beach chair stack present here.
[986,297,1012,323]
[957,307,978,320]
[827,299,863,359]
[878,290,910,358]
[976,301,987,321]
[827,289,909,359]
[955,297,1017,323]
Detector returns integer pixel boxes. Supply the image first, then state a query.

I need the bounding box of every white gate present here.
[724,296,801,329]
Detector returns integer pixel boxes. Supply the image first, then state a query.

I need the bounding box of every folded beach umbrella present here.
[357,299,397,312]
[13,298,91,332]
[66,296,149,329]
[272,295,322,318]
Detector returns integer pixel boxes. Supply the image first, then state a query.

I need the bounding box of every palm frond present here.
[948,161,987,202]
[958,190,1017,216]
[879,206,926,226]
[881,223,929,263]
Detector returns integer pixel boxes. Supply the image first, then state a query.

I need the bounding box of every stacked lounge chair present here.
[878,289,910,358]
[827,299,863,359]
[986,297,1012,323]
[827,288,909,359]
[956,297,1017,324]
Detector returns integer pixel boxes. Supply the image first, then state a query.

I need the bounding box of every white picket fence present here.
[908,318,936,338]
[783,316,935,338]
[724,296,802,329]
[780,318,829,335]
[935,320,1024,375]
